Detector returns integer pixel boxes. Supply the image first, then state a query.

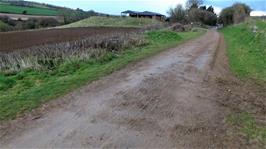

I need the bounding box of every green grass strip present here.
[227,112,266,145]
[220,20,266,82]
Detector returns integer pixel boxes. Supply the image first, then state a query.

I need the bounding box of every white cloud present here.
[213,6,222,15]
[149,0,187,14]
[250,11,266,16]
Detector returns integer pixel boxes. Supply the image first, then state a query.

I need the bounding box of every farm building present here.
[121,10,165,21]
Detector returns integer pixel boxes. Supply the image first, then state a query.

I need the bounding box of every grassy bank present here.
[60,16,163,28]
[0,30,202,121]
[221,20,266,146]
[221,20,266,82]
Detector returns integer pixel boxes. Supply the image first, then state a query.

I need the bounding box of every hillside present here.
[0,0,60,9]
[220,19,266,146]
[221,19,266,81]
[0,0,105,31]
[0,1,58,16]
[0,0,102,25]
[60,16,164,28]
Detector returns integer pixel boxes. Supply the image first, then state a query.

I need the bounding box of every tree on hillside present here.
[22,10,27,15]
[168,4,186,22]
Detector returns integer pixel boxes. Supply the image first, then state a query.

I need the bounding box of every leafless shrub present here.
[0,32,147,72]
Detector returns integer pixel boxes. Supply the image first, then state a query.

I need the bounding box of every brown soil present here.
[0,30,264,148]
[0,27,139,52]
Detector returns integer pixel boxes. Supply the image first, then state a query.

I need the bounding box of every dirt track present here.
[0,31,240,148]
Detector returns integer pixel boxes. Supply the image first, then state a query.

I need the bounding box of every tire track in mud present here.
[1,30,233,148]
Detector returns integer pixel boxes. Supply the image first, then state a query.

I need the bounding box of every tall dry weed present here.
[0,32,147,72]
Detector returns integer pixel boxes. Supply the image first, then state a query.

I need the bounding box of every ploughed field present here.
[0,27,139,52]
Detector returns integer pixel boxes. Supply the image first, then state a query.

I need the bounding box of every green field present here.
[0,4,58,16]
[0,30,202,121]
[61,16,163,28]
[221,20,266,82]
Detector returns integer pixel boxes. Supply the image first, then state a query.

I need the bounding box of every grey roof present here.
[142,11,164,16]
[122,10,165,17]
[121,10,139,14]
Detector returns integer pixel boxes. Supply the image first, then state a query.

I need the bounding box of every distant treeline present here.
[59,8,104,24]
[168,0,253,26]
[1,0,106,23]
[1,0,72,10]
[0,16,60,31]
[0,0,108,31]
[168,0,217,26]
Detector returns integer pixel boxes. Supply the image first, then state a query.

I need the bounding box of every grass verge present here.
[227,112,266,145]
[221,19,266,146]
[0,30,203,121]
[220,20,266,82]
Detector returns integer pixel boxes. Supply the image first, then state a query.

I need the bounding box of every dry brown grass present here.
[0,32,147,72]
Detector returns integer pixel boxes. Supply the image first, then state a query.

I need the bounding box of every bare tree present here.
[168,4,186,22]
[186,0,203,9]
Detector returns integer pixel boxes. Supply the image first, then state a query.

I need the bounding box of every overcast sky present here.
[30,0,266,16]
